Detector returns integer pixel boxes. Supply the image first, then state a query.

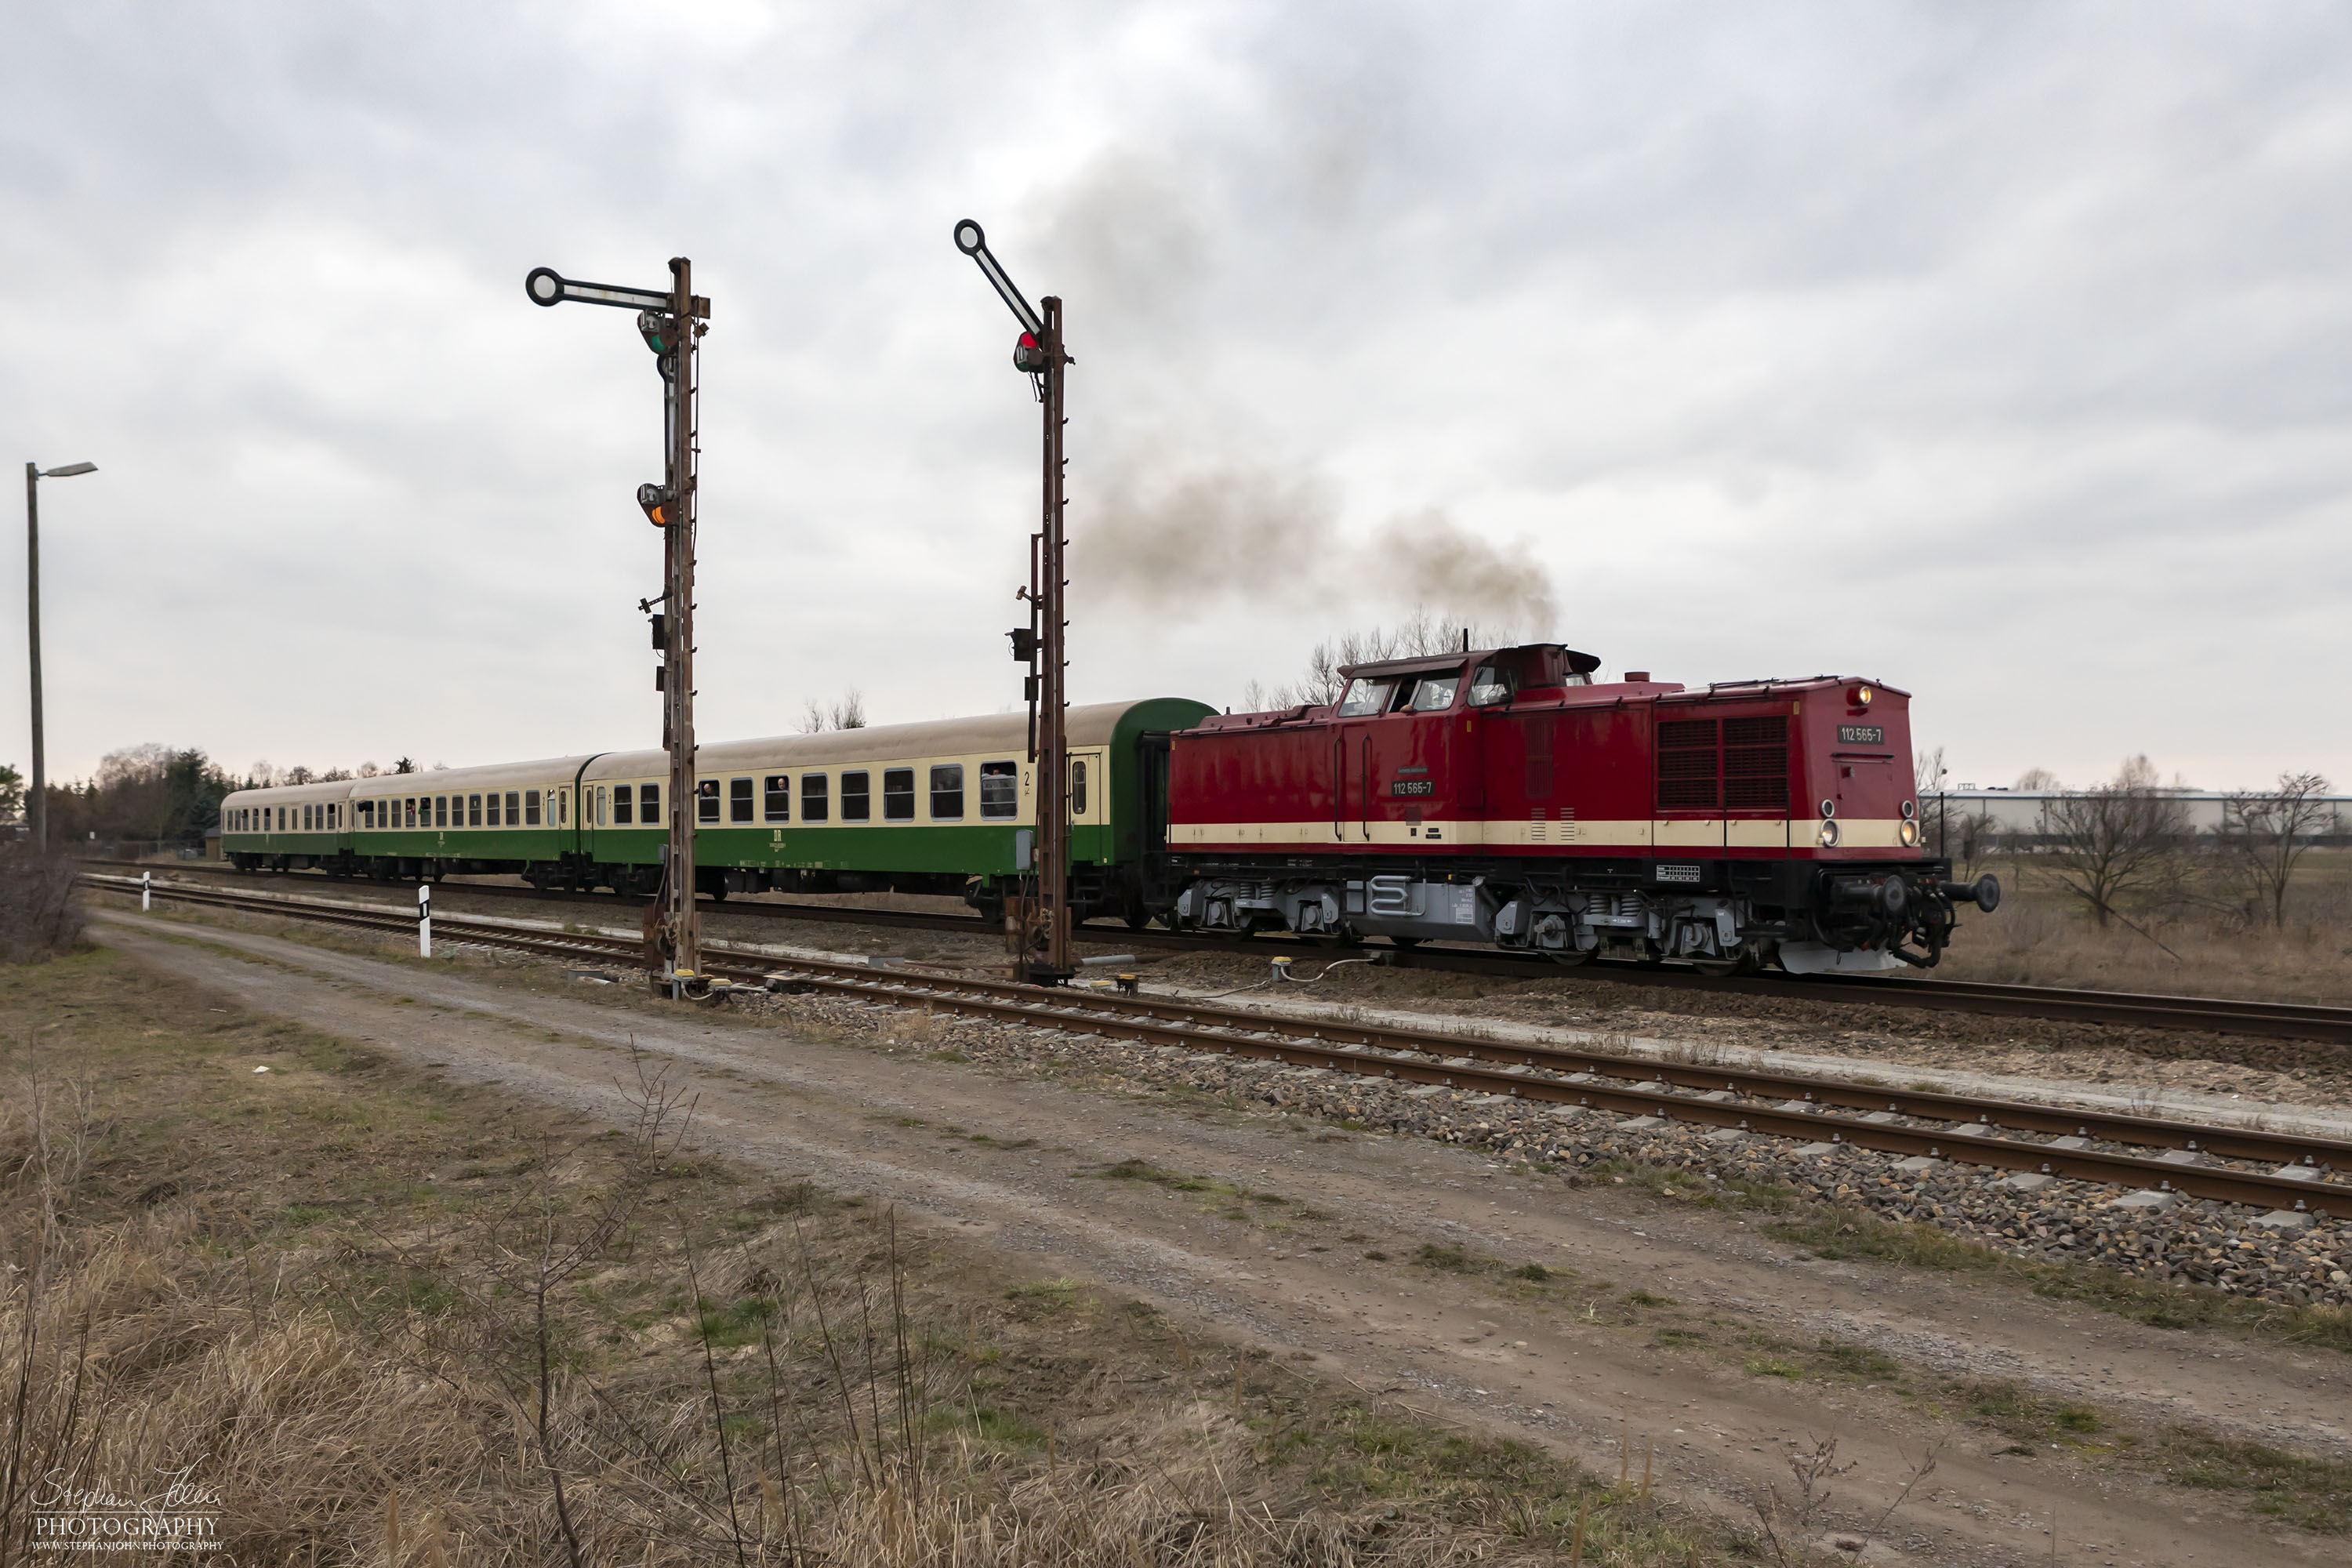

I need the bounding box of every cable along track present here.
[94,873,2346,1216]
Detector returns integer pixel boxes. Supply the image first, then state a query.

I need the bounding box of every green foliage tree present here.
[0,763,22,824]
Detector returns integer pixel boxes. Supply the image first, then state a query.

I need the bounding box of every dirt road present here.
[96,911,2345,1566]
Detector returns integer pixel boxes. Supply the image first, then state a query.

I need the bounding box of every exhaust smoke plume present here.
[1079,466,1556,637]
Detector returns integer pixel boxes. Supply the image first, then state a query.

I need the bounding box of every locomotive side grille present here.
[1655,718,1719,810]
[1722,715,1790,810]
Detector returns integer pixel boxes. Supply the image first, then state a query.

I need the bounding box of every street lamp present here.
[23,460,96,851]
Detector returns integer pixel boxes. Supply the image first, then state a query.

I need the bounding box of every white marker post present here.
[140,870,151,911]
[418,882,432,958]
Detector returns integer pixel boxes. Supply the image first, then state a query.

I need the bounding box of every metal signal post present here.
[526,260,711,993]
[955,220,1074,984]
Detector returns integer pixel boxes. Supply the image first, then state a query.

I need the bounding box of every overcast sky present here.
[3,2,2347,793]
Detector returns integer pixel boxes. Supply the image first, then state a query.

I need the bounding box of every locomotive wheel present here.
[1544,948,1592,967]
[1689,958,1740,978]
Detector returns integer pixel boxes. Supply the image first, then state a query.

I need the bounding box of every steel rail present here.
[100,862,2352,1046]
[93,874,2343,1214]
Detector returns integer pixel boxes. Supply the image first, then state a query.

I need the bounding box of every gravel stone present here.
[742,985,2352,1310]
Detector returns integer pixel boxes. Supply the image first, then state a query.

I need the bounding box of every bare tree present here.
[2217,771,2337,929]
[2015,767,2060,791]
[2043,756,2191,927]
[1914,745,1947,799]
[356,760,382,778]
[1268,607,1521,709]
[800,691,869,732]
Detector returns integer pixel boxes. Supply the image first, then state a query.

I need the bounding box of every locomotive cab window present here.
[801,773,829,823]
[978,760,1018,819]
[764,775,790,822]
[1408,676,1460,713]
[729,777,753,823]
[929,764,964,820]
[698,779,720,823]
[1467,663,1517,706]
[840,771,870,822]
[884,768,915,820]
[1336,678,1393,718]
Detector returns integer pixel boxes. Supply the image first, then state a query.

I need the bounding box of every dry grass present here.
[0,844,82,962]
[1,946,1740,1564]
[1937,849,2352,1004]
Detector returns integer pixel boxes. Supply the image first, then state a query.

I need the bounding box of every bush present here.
[0,844,81,962]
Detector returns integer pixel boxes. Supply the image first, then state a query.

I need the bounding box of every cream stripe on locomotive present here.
[1169,818,1911,851]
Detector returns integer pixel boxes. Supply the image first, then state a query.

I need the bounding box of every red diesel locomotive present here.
[1156,643,1998,973]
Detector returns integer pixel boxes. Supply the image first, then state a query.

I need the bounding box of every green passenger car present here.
[216,698,1214,920]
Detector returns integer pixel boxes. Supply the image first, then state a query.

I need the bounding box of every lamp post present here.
[953,220,1075,985]
[23,460,96,851]
[525,262,710,993]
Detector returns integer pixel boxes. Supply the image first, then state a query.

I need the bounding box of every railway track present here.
[93,861,2352,1047]
[90,873,2347,1216]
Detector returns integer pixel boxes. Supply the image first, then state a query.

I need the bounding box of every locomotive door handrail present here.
[1332,737,1343,841]
[1360,735,1372,840]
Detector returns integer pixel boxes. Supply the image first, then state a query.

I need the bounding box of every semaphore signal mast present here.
[525,258,711,996]
[954,220,1075,985]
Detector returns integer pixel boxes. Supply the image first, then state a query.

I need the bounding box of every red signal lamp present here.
[1013,331,1050,374]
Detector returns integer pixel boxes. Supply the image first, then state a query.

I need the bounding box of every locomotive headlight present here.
[1854,685,1875,707]
[1818,820,1842,848]
[1899,819,1921,847]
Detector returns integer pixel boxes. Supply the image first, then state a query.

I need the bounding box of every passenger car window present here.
[979,760,1018,819]
[929,764,964,819]
[840,771,870,822]
[764,775,790,822]
[506,790,521,824]
[729,777,753,822]
[468,793,483,827]
[699,779,720,823]
[801,773,829,822]
[1071,759,1087,816]
[884,768,915,820]
[1336,678,1392,717]
[435,797,448,828]
[1409,677,1460,713]
[640,783,659,822]
[614,786,633,826]
[524,790,540,826]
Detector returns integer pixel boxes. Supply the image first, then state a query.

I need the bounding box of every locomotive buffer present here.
[955,220,1077,985]
[526,260,712,996]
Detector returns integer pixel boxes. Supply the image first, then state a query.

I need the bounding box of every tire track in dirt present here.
[96,913,2345,1566]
